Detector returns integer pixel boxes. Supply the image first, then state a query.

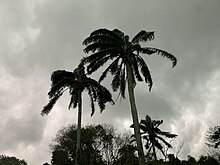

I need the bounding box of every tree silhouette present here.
[198,155,219,165]
[42,64,113,165]
[82,28,177,165]
[0,155,27,165]
[50,124,134,165]
[137,115,177,161]
[206,126,220,149]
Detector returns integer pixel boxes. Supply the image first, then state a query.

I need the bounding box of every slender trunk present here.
[126,63,146,165]
[152,145,158,165]
[75,91,82,165]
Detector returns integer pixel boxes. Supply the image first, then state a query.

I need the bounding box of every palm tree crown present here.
[139,115,177,159]
[82,28,177,97]
[41,64,113,116]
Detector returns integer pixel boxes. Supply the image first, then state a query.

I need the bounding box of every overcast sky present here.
[0,0,220,164]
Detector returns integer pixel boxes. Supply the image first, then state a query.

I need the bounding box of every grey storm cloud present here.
[0,0,220,164]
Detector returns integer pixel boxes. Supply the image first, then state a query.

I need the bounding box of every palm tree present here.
[82,28,177,164]
[41,64,114,165]
[138,115,177,162]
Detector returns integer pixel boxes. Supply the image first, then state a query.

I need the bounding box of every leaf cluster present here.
[82,28,177,97]
[42,64,114,116]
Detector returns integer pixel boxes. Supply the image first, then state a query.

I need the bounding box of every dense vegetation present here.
[41,123,219,165]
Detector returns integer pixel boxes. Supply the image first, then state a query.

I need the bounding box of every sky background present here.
[0,0,220,164]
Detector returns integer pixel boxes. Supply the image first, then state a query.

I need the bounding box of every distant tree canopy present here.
[0,155,27,165]
[50,124,138,165]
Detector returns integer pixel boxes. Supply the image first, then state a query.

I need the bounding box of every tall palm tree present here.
[138,115,177,161]
[82,28,177,164]
[41,64,113,165]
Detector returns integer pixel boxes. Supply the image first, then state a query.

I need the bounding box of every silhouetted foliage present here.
[144,154,219,165]
[0,155,27,165]
[82,28,176,99]
[42,64,113,116]
[198,155,219,165]
[50,124,134,165]
[206,126,220,149]
[113,144,139,165]
[42,163,50,165]
[133,115,177,161]
[82,28,177,165]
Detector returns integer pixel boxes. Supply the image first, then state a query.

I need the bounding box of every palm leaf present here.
[111,61,123,92]
[98,57,121,83]
[87,86,96,116]
[83,31,123,46]
[41,92,63,115]
[157,131,177,138]
[140,47,177,67]
[136,55,153,91]
[132,30,155,44]
[156,136,173,148]
[87,54,113,74]
[90,28,124,41]
[51,70,75,84]
[132,56,143,81]
[83,42,120,53]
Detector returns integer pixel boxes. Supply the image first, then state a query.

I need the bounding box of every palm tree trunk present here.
[152,145,157,164]
[126,63,146,165]
[75,91,82,165]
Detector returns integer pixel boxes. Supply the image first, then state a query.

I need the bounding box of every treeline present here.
[1,123,219,164]
[42,122,219,165]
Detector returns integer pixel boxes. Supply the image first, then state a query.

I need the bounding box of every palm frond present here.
[87,87,96,116]
[132,30,155,44]
[83,29,123,46]
[86,78,114,114]
[87,54,113,74]
[140,124,149,133]
[111,61,123,92]
[140,47,177,67]
[98,57,121,83]
[158,131,177,138]
[91,28,123,41]
[153,120,163,128]
[83,42,120,53]
[41,93,63,116]
[153,139,163,150]
[112,29,125,39]
[132,56,143,81]
[51,70,75,84]
[48,79,73,98]
[136,56,153,91]
[156,136,173,148]
[68,90,78,109]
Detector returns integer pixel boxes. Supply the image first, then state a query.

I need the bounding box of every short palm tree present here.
[82,28,177,165]
[41,64,113,165]
[139,115,177,161]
